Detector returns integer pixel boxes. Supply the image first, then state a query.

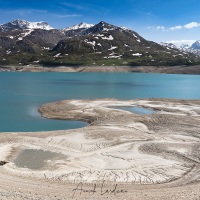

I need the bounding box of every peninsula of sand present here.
[0,98,200,199]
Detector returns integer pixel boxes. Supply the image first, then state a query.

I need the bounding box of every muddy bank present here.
[1,65,200,74]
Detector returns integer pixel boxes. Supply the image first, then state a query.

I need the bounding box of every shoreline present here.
[0,65,200,74]
[0,98,200,199]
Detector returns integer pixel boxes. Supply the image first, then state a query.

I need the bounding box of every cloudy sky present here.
[0,0,200,44]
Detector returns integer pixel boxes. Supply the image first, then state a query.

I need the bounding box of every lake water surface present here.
[0,72,200,132]
[110,106,155,115]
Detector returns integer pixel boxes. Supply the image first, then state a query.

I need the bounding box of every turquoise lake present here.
[0,72,200,132]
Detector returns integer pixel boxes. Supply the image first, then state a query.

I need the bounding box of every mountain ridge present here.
[0,19,199,67]
[0,19,54,31]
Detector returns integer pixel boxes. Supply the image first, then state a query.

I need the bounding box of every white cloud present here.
[183,22,200,29]
[154,21,200,32]
[55,14,81,18]
[0,8,81,20]
[0,9,48,17]
[169,25,182,31]
[169,22,200,31]
[14,9,48,16]
[61,2,86,10]
[156,26,166,31]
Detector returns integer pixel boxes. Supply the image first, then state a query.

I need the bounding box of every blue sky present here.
[0,0,200,44]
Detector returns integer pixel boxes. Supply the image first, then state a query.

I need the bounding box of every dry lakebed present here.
[0,98,200,199]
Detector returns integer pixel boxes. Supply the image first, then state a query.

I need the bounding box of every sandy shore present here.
[0,65,200,74]
[0,98,200,199]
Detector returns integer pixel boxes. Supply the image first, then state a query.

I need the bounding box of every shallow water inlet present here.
[110,106,155,115]
[14,149,65,170]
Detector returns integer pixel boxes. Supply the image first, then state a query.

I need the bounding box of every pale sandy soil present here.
[0,65,200,74]
[0,99,200,199]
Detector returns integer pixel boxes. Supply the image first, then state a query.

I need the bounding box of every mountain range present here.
[0,19,199,67]
[161,41,200,56]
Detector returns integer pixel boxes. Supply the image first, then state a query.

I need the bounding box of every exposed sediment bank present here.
[0,98,200,199]
[1,65,200,74]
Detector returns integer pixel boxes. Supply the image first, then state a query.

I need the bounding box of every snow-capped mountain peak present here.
[63,22,94,31]
[0,19,54,31]
[191,40,200,50]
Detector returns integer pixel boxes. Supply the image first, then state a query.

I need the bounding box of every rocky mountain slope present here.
[0,20,66,61]
[49,21,199,66]
[0,19,199,66]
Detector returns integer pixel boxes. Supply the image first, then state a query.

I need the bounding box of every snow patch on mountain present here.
[22,29,33,37]
[54,53,61,58]
[104,54,122,59]
[103,27,114,31]
[84,39,96,46]
[132,53,142,56]
[96,34,104,37]
[132,33,138,38]
[121,27,129,31]
[108,46,118,50]
[101,35,114,40]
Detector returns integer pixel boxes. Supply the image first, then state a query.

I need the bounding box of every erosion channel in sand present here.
[0,98,200,199]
